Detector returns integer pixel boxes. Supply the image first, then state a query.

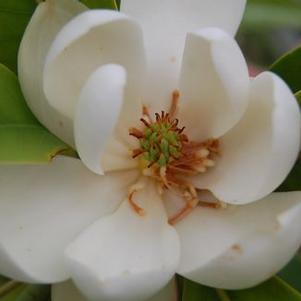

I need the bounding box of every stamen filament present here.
[128,90,221,223]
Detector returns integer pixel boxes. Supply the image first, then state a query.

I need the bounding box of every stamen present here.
[132,149,145,159]
[169,198,199,225]
[128,181,146,216]
[128,90,221,222]
[140,118,151,128]
[129,127,144,139]
[143,105,153,123]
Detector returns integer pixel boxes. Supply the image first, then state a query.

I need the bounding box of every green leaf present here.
[0,0,118,72]
[0,0,36,73]
[278,155,301,192]
[14,285,50,301]
[241,0,301,31]
[0,284,50,301]
[0,285,25,301]
[227,277,301,301]
[0,63,72,163]
[182,279,220,301]
[270,46,301,93]
[279,255,301,292]
[182,277,301,301]
[80,0,117,9]
[277,90,301,192]
[295,90,301,104]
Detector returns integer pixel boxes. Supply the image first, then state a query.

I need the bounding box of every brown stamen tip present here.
[132,148,144,159]
[178,127,185,134]
[155,113,161,122]
[140,118,151,128]
[142,105,153,123]
[129,127,144,139]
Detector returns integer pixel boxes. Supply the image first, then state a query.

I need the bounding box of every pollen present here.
[128,90,222,224]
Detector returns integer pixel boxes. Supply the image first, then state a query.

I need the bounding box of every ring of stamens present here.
[128,90,222,224]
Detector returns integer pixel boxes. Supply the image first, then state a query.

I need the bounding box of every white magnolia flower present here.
[0,0,301,301]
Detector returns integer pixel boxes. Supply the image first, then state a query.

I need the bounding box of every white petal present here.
[0,157,137,283]
[178,27,249,140]
[75,64,139,175]
[43,10,146,120]
[193,72,301,204]
[65,181,180,301]
[121,0,246,111]
[18,0,87,146]
[175,192,301,289]
[52,278,177,301]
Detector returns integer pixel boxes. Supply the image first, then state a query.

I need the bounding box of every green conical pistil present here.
[143,152,151,161]
[149,132,159,144]
[151,124,160,132]
[158,153,167,167]
[145,128,152,138]
[149,145,159,161]
[160,138,169,156]
[165,132,179,145]
[138,117,184,167]
[140,139,150,150]
[169,145,181,158]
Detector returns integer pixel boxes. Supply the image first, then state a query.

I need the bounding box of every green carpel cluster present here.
[139,122,182,167]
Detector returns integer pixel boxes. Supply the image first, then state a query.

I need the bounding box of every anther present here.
[132,149,145,159]
[140,118,151,128]
[129,127,144,139]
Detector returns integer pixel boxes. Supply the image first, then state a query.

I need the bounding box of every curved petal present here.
[18,0,87,146]
[43,10,146,121]
[193,72,301,204]
[178,27,249,141]
[75,64,139,175]
[52,279,178,301]
[65,181,180,301]
[0,157,137,283]
[120,0,246,112]
[175,192,301,289]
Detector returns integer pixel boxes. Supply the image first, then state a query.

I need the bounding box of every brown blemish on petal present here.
[231,244,243,255]
[170,56,177,63]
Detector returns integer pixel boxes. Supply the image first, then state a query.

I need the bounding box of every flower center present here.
[128,91,222,224]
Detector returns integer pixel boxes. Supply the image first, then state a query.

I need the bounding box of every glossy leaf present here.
[270,46,301,93]
[241,0,301,31]
[277,90,301,192]
[0,285,25,301]
[279,255,301,292]
[0,64,72,163]
[0,0,118,73]
[80,0,117,9]
[182,277,301,301]
[182,279,220,301]
[0,284,50,301]
[295,90,301,104]
[0,0,36,73]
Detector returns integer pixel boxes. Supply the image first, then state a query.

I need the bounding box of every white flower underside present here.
[0,0,299,301]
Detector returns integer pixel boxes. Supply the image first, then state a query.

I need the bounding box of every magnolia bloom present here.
[1,0,301,301]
